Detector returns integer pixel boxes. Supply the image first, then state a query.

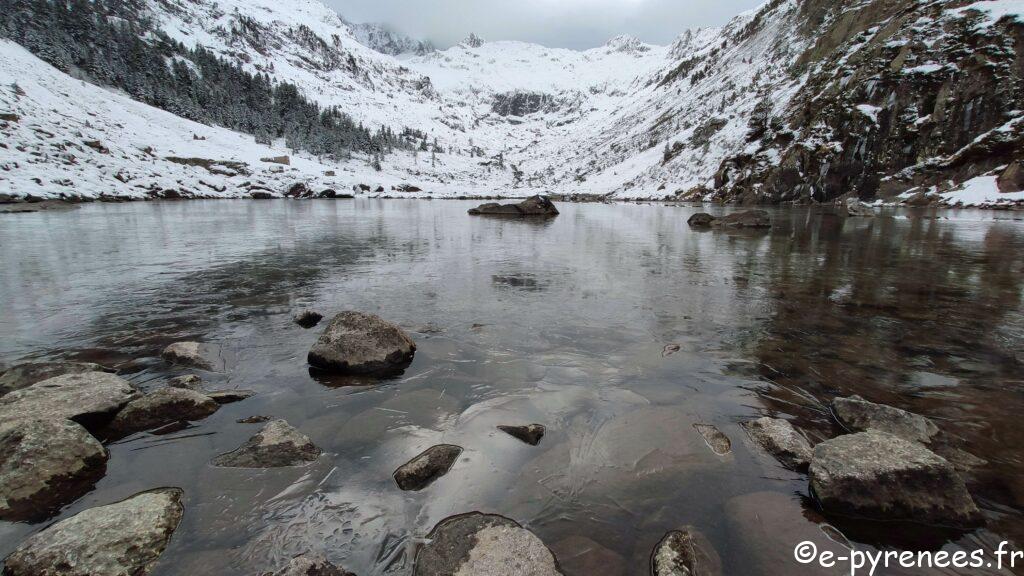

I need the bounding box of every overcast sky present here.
[329,0,765,50]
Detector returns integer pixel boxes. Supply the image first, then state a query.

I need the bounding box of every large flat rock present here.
[105,387,220,438]
[0,372,138,431]
[741,417,813,471]
[3,488,184,576]
[0,362,111,398]
[0,418,108,522]
[831,395,939,444]
[468,195,559,218]
[414,513,563,576]
[307,312,416,375]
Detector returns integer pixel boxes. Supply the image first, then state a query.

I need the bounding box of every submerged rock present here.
[0,418,108,522]
[831,396,939,444]
[105,388,219,437]
[0,372,137,430]
[498,424,546,446]
[237,415,272,424]
[307,312,416,375]
[652,528,722,576]
[294,310,324,329]
[393,444,463,491]
[468,195,560,217]
[687,210,770,229]
[693,424,731,456]
[167,374,204,391]
[213,419,321,468]
[267,553,356,576]
[741,417,813,471]
[161,342,216,371]
[413,512,562,576]
[809,431,980,527]
[3,488,184,576]
[206,389,256,404]
[0,361,111,398]
[843,198,875,217]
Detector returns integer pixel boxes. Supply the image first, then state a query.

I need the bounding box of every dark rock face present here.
[413,513,563,576]
[308,312,416,375]
[393,444,463,491]
[498,424,546,446]
[0,372,138,431]
[468,195,560,217]
[267,553,356,576]
[286,183,311,198]
[831,396,939,444]
[105,388,220,438]
[693,424,732,455]
[294,310,324,329]
[998,161,1024,193]
[251,191,275,200]
[0,418,108,522]
[809,431,980,527]
[3,488,184,576]
[741,417,813,471]
[652,528,722,576]
[0,361,111,398]
[492,91,555,117]
[213,419,321,468]
[161,342,216,371]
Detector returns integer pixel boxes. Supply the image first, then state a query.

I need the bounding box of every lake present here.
[1,199,1022,575]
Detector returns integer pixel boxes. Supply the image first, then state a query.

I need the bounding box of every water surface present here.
[0,200,1022,575]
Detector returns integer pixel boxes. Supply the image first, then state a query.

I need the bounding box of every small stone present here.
[413,513,562,576]
[0,418,108,522]
[237,415,272,424]
[0,372,137,431]
[831,396,939,444]
[168,374,203,391]
[0,361,111,397]
[498,424,546,446]
[3,488,184,576]
[393,444,462,491]
[205,389,256,404]
[161,342,216,371]
[652,528,722,576]
[741,417,813,471]
[693,424,731,455]
[213,420,321,468]
[268,553,356,576]
[106,388,219,437]
[809,431,980,527]
[294,310,324,329]
[308,312,416,375]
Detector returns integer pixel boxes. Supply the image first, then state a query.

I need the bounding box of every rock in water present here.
[0,419,108,522]
[741,417,813,471]
[307,312,416,375]
[105,388,220,438]
[268,553,356,576]
[843,198,875,217]
[809,431,980,527]
[2,488,184,576]
[393,444,463,491]
[167,374,203,391]
[0,372,137,431]
[498,424,546,446]
[0,362,111,398]
[205,389,256,404]
[693,424,731,455]
[687,213,717,228]
[294,310,324,329]
[413,513,562,576]
[468,195,560,217]
[831,396,939,444]
[161,342,216,370]
[652,528,722,576]
[213,420,321,468]
[714,210,771,228]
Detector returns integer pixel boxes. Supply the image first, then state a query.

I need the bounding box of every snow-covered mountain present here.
[1,0,1022,205]
[346,21,435,56]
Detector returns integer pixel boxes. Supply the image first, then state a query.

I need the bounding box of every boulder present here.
[498,424,545,446]
[997,161,1023,193]
[261,156,291,166]
[809,431,980,527]
[693,424,731,455]
[105,388,219,438]
[843,198,875,217]
[687,213,717,227]
[307,312,416,375]
[213,419,321,468]
[0,372,137,431]
[0,418,108,522]
[206,389,256,404]
[831,396,938,444]
[3,489,183,576]
[168,374,203,391]
[652,528,722,576]
[741,417,813,471]
[714,210,771,228]
[161,342,216,371]
[286,183,311,198]
[413,513,562,576]
[251,191,275,200]
[393,444,463,491]
[0,361,111,398]
[294,310,324,329]
[267,553,356,576]
[468,195,559,217]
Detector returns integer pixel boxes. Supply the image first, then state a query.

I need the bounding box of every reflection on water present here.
[0,200,1022,575]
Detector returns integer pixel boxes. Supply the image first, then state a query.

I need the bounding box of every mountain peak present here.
[604,35,651,54]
